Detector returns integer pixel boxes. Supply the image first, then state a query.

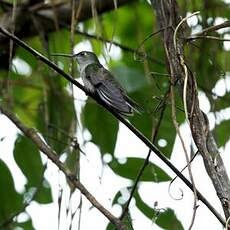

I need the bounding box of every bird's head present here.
[50,51,100,70]
[74,51,100,69]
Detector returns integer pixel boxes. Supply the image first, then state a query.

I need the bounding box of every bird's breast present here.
[81,71,95,93]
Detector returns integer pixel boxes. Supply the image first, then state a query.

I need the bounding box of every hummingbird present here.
[53,51,142,116]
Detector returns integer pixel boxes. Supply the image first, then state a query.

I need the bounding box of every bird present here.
[52,51,142,116]
[74,51,142,116]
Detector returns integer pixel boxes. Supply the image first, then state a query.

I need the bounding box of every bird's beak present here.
[50,53,74,58]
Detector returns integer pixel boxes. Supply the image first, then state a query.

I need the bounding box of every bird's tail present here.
[125,96,144,115]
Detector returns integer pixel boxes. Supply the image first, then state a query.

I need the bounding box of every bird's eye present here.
[80,52,86,56]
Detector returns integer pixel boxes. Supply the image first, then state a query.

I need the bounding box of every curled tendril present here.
[168,178,184,201]
[168,150,199,200]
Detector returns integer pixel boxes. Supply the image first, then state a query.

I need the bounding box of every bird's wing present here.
[85,64,132,114]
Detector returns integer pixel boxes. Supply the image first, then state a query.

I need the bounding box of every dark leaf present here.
[13,134,52,204]
[109,157,171,182]
[83,100,119,154]
[0,160,23,222]
[155,208,184,230]
[214,120,230,147]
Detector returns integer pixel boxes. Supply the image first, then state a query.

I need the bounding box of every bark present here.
[151,0,230,220]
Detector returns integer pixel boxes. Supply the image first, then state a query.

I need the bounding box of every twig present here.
[0,27,225,226]
[33,10,164,65]
[187,36,230,42]
[187,20,230,41]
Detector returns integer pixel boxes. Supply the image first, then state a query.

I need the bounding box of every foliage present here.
[0,0,229,229]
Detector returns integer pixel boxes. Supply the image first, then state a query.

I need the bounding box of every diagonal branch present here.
[120,87,169,221]
[0,27,225,226]
[0,106,126,230]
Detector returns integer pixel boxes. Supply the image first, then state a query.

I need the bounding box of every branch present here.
[187,35,230,42]
[0,0,137,43]
[187,20,230,41]
[120,87,169,221]
[0,106,126,230]
[152,0,230,223]
[0,27,225,226]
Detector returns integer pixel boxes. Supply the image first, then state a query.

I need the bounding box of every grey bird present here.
[53,51,142,116]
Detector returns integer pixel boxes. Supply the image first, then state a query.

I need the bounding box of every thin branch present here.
[120,87,169,221]
[74,29,164,65]
[187,20,230,40]
[14,8,164,65]
[187,19,230,42]
[0,27,225,226]
[187,35,230,42]
[0,106,126,230]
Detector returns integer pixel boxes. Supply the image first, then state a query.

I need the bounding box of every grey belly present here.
[82,75,95,93]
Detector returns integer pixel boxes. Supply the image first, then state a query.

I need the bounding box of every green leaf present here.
[109,157,171,182]
[11,73,43,128]
[214,120,230,147]
[14,135,43,186]
[156,105,184,158]
[17,217,33,230]
[13,134,52,204]
[0,160,23,222]
[16,46,37,70]
[134,190,156,219]
[83,100,119,154]
[211,93,230,112]
[128,86,155,139]
[155,208,184,230]
[135,192,183,229]
[111,66,148,92]
[37,76,76,155]
[107,189,132,230]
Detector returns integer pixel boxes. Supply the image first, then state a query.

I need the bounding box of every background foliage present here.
[0,0,229,229]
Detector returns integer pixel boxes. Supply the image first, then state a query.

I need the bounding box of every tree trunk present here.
[151,0,230,220]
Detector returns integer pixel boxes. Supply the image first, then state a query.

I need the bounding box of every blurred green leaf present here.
[13,134,52,204]
[16,46,37,71]
[37,75,76,155]
[0,160,23,222]
[156,104,184,158]
[111,65,148,92]
[109,157,171,182]
[17,217,33,230]
[83,100,119,154]
[211,94,230,112]
[214,120,230,147]
[128,86,155,139]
